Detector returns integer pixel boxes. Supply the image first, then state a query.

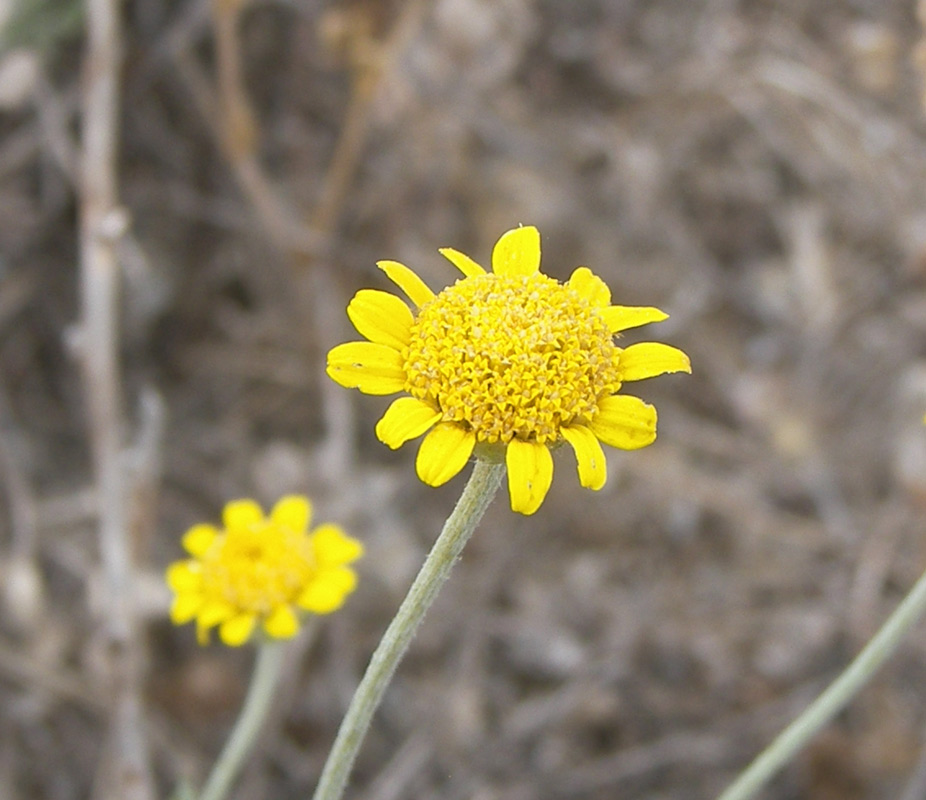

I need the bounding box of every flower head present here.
[327,226,690,514]
[166,497,363,646]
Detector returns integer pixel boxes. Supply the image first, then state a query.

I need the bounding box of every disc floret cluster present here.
[404,270,621,445]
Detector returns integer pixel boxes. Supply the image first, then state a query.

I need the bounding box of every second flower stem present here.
[200,639,287,800]
[311,459,505,800]
[717,564,926,800]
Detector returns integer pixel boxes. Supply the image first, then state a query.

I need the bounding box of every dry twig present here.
[78,0,154,797]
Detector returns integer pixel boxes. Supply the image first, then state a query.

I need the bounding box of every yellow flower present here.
[166,497,363,646]
[327,225,691,514]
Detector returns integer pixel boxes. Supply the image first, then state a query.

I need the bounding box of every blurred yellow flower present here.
[327,225,690,515]
[166,497,363,646]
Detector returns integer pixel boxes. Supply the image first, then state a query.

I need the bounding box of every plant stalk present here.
[200,639,288,800]
[311,460,505,800]
[718,564,926,800]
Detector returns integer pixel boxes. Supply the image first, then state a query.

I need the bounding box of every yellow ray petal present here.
[297,576,351,614]
[223,499,263,531]
[325,368,406,395]
[568,267,611,307]
[319,565,359,594]
[326,341,407,395]
[375,396,442,449]
[560,425,607,490]
[589,395,657,450]
[505,439,554,515]
[376,260,436,308]
[313,524,364,567]
[263,604,299,639]
[166,561,201,592]
[347,289,414,349]
[270,495,311,532]
[619,343,691,382]
[491,226,541,277]
[182,523,218,556]
[601,305,669,333]
[198,599,237,628]
[170,593,202,624]
[219,613,257,646]
[438,247,486,277]
[415,422,476,487]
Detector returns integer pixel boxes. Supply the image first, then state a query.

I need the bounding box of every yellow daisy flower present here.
[327,225,691,515]
[166,496,363,646]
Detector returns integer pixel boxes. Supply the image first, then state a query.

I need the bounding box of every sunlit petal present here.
[297,579,348,614]
[377,260,436,307]
[568,267,611,307]
[619,343,691,381]
[182,524,218,556]
[439,247,486,277]
[416,423,476,487]
[223,499,263,531]
[491,226,541,277]
[170,593,202,624]
[320,566,359,594]
[313,524,365,567]
[347,289,414,349]
[198,599,236,628]
[561,425,607,490]
[263,605,299,639]
[589,395,657,450]
[375,396,442,449]
[270,495,311,532]
[326,341,406,395]
[166,562,201,592]
[505,439,554,515]
[219,613,257,647]
[602,305,669,333]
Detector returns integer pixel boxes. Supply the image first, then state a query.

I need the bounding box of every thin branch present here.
[306,0,427,242]
[0,385,42,629]
[79,0,154,797]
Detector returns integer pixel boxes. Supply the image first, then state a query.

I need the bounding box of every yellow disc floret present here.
[403,272,621,445]
[198,517,315,615]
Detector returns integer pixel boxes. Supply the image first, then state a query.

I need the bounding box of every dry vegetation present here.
[3,0,926,798]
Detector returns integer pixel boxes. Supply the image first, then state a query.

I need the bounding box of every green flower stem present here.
[311,459,506,800]
[718,565,926,800]
[199,639,288,800]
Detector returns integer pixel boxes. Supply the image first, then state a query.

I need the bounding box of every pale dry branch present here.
[125,388,167,561]
[0,386,43,630]
[304,0,428,244]
[78,0,154,797]
[172,48,322,256]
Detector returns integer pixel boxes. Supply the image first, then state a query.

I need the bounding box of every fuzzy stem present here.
[311,460,505,800]
[200,640,288,800]
[718,565,926,800]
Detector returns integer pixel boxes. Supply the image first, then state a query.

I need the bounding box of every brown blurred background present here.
[4,0,926,798]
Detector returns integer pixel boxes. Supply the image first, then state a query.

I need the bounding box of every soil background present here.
[4,1,926,799]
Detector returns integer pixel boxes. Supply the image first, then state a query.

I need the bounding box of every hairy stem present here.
[311,460,505,800]
[200,640,288,800]
[718,565,926,800]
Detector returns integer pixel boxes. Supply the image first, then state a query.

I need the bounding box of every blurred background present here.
[3,0,926,798]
